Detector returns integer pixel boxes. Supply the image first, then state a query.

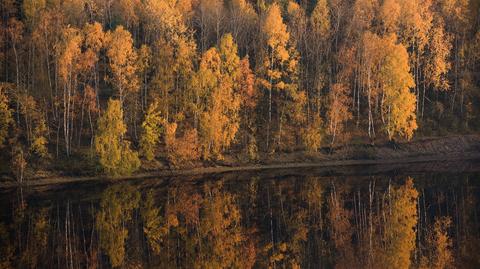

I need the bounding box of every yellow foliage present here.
[140,100,165,161]
[31,117,49,158]
[196,35,242,159]
[379,0,401,33]
[22,0,46,25]
[83,22,105,53]
[238,57,257,109]
[11,146,27,182]
[137,44,152,75]
[11,91,49,158]
[95,99,140,176]
[379,35,417,140]
[0,89,12,148]
[259,4,304,150]
[57,26,82,84]
[361,32,417,140]
[262,4,289,51]
[33,209,49,250]
[310,0,330,39]
[106,26,139,104]
[425,17,452,91]
[301,115,323,152]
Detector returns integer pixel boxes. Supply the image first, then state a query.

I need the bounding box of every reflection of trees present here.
[0,222,14,268]
[140,181,255,268]
[302,177,328,267]
[275,176,422,269]
[327,183,354,269]
[2,174,479,268]
[96,183,140,267]
[379,177,418,269]
[259,179,311,269]
[456,184,480,266]
[140,190,168,255]
[0,202,50,269]
[419,216,453,269]
[195,182,254,268]
[22,208,49,268]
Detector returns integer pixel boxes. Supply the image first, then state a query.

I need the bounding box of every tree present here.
[327,83,352,145]
[22,0,46,26]
[112,0,141,29]
[360,31,383,139]
[379,0,401,33]
[301,115,323,152]
[140,99,164,161]
[143,0,197,123]
[350,0,377,37]
[106,26,139,107]
[226,0,257,54]
[310,0,330,39]
[425,17,452,92]
[11,146,27,183]
[195,0,226,51]
[196,34,241,159]
[360,33,417,141]
[14,92,49,158]
[309,0,331,112]
[57,25,83,156]
[380,35,417,140]
[258,3,303,151]
[6,18,24,88]
[82,21,106,100]
[31,117,48,158]
[137,44,152,111]
[95,99,140,176]
[0,89,12,147]
[237,56,258,159]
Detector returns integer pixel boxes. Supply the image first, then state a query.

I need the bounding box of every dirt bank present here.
[257,134,480,164]
[1,135,479,188]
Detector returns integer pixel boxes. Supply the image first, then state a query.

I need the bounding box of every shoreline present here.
[1,150,479,189]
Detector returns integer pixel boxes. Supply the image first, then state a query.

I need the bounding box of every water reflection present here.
[1,172,480,268]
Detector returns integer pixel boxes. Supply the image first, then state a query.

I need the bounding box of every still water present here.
[1,160,479,269]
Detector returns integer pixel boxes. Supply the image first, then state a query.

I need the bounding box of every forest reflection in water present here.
[1,169,480,268]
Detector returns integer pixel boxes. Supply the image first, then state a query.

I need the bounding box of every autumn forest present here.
[0,0,480,177]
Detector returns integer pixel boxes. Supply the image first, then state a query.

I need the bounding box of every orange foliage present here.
[327,83,352,145]
[164,122,200,166]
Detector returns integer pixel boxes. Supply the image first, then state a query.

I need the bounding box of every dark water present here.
[1,160,480,269]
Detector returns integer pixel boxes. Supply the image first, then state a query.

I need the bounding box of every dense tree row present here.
[0,0,479,175]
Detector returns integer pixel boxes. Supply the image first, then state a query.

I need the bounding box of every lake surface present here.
[1,159,480,268]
